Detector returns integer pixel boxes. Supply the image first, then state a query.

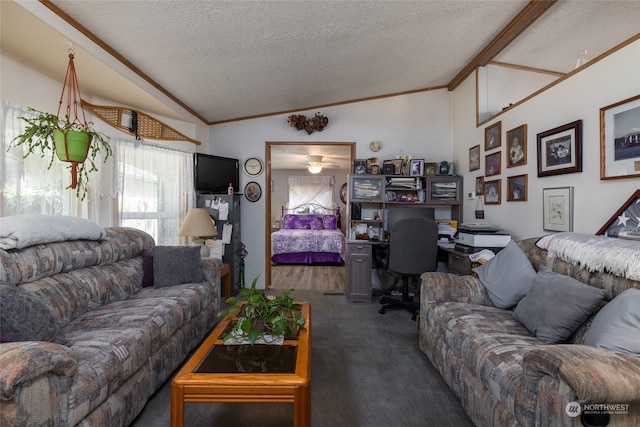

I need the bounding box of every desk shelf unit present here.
[345,174,463,302]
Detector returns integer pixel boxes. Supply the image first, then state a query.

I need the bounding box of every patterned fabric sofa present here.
[0,226,221,426]
[419,236,640,426]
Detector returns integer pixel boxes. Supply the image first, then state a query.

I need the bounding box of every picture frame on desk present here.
[354,159,367,174]
[410,159,424,176]
[424,162,437,176]
[384,159,403,175]
[382,162,395,175]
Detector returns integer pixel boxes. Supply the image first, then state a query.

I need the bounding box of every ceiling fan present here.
[303,155,338,174]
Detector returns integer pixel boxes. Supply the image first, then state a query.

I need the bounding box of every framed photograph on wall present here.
[484,179,501,205]
[596,189,640,238]
[507,124,527,168]
[542,186,574,232]
[475,176,484,196]
[600,94,640,180]
[506,174,527,201]
[244,181,262,202]
[469,145,480,171]
[537,120,582,177]
[484,121,502,151]
[485,151,501,176]
[410,159,424,176]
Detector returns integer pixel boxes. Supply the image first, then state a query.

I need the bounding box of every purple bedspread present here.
[271,252,344,264]
[271,229,345,265]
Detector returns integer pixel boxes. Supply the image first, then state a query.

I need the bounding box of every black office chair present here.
[379,218,439,319]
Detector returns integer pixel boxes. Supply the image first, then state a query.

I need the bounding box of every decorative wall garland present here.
[287,112,329,135]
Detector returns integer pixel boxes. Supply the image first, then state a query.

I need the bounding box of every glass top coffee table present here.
[171,302,311,427]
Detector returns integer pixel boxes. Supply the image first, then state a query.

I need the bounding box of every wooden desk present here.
[220,263,231,298]
[438,246,472,275]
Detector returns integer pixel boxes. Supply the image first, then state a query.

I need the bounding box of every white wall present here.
[1,53,207,151]
[452,39,640,241]
[477,63,557,122]
[208,89,453,287]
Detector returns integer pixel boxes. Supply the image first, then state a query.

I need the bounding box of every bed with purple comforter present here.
[271,213,345,264]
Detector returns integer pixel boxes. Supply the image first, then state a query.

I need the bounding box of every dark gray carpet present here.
[131,290,474,427]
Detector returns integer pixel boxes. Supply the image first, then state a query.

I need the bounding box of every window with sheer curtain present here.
[287,175,335,209]
[1,100,194,245]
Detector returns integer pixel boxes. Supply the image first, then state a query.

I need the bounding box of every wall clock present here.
[244,157,263,176]
[244,181,262,202]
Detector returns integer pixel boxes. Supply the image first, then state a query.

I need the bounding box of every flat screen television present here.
[194,153,239,193]
[385,206,435,233]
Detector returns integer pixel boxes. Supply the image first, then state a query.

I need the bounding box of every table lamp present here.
[178,208,217,257]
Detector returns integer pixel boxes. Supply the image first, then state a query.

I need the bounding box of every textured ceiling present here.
[2,0,639,127]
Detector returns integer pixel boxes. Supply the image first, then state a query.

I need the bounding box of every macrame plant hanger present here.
[56,46,91,189]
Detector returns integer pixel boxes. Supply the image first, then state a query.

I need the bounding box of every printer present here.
[453,224,511,253]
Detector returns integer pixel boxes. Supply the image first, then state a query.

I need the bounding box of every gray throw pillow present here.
[513,267,606,343]
[472,240,536,308]
[0,285,66,344]
[584,288,640,355]
[152,246,204,287]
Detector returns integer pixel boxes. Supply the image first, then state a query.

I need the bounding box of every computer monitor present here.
[385,206,435,233]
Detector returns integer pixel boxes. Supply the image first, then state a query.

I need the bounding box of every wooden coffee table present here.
[171,302,311,427]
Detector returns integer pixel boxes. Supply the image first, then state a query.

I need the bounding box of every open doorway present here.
[265,141,355,288]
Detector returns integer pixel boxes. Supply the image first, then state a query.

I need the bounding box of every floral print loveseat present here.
[0,223,220,426]
[420,235,640,427]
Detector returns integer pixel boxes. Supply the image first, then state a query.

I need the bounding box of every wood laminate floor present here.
[270,264,345,291]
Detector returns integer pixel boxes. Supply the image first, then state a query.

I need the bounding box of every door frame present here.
[265,141,356,288]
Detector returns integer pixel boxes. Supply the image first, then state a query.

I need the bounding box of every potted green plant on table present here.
[217,276,306,345]
[10,107,111,201]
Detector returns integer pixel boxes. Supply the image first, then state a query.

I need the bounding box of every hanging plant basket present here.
[53,128,91,163]
[9,48,112,201]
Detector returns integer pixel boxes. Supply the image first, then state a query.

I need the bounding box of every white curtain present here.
[1,100,107,220]
[114,137,194,245]
[287,175,335,209]
[2,100,194,245]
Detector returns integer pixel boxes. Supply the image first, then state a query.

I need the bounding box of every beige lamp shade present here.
[178,208,217,238]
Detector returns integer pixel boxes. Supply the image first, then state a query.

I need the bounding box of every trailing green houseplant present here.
[217,275,306,345]
[10,107,112,201]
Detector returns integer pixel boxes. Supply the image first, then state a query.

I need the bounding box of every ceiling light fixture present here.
[307,163,323,174]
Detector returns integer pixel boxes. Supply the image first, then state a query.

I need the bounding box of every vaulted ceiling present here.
[1,0,639,126]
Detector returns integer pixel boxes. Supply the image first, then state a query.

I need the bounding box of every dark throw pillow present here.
[513,267,606,343]
[0,285,66,344]
[584,288,640,356]
[472,240,537,309]
[152,246,204,288]
[141,249,154,287]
